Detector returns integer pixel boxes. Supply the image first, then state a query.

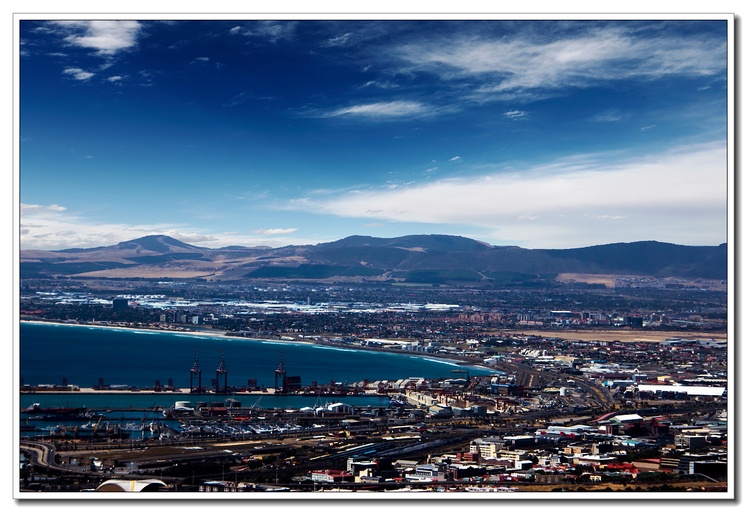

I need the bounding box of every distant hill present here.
[19,234,728,285]
[114,234,204,253]
[536,241,728,280]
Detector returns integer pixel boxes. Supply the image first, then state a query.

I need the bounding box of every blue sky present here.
[17,15,732,250]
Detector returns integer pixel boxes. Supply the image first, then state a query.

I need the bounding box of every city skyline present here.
[17,15,732,251]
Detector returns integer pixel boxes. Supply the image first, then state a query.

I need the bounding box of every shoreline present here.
[19,318,727,343]
[18,319,323,348]
[20,319,248,341]
[18,318,495,377]
[18,319,476,366]
[19,319,726,391]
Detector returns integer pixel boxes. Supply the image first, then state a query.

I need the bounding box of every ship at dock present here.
[38,420,133,440]
[23,402,96,420]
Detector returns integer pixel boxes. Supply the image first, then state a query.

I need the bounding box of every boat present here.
[68,418,132,440]
[118,422,147,432]
[162,400,195,418]
[22,403,89,419]
[389,394,408,407]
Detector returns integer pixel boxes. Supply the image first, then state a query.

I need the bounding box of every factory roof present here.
[637,384,726,396]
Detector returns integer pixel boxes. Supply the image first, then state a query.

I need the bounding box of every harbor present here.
[19,392,398,443]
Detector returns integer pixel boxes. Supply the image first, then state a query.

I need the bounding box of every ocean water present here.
[18,322,493,402]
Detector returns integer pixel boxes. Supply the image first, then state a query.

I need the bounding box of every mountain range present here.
[20,234,728,286]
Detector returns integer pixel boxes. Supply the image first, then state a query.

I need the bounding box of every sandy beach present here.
[17,319,315,344]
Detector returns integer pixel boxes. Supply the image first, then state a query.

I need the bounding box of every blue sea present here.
[18,321,494,411]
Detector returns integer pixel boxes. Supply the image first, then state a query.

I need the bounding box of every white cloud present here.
[21,203,67,213]
[359,80,398,90]
[323,100,431,119]
[283,142,727,248]
[63,67,94,81]
[323,24,727,121]
[228,21,297,43]
[322,33,353,47]
[449,156,461,161]
[20,204,172,250]
[504,110,528,120]
[394,25,726,102]
[18,204,307,250]
[52,20,142,56]
[252,228,299,235]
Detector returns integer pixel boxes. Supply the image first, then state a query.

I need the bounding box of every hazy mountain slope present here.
[19,234,728,282]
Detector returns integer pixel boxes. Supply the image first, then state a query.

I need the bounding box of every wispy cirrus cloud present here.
[322,32,353,47]
[393,24,726,102]
[229,21,297,42]
[222,91,275,108]
[359,80,399,90]
[589,109,629,123]
[321,100,433,119]
[316,23,725,122]
[503,110,528,120]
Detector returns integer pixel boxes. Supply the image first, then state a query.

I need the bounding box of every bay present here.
[18,322,493,409]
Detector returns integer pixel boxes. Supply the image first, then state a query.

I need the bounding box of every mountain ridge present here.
[20,234,728,284]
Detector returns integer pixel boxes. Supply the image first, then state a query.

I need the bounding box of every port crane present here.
[93,415,102,434]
